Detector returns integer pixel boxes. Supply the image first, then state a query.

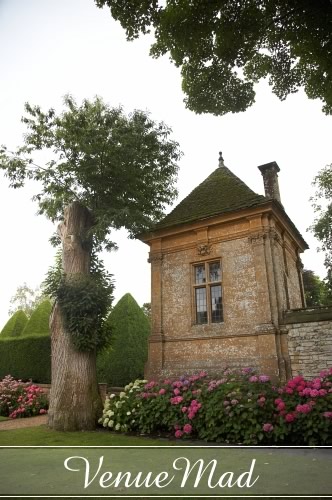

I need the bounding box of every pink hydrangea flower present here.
[309,389,319,397]
[323,412,332,420]
[285,413,295,423]
[249,376,258,383]
[181,406,188,413]
[259,375,270,382]
[144,381,157,390]
[241,367,253,374]
[183,424,192,434]
[296,404,312,414]
[277,401,286,411]
[175,430,183,438]
[170,396,183,405]
[173,388,181,396]
[159,388,166,395]
[172,381,183,388]
[262,423,273,432]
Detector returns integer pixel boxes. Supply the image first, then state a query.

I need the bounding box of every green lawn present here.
[0,423,331,498]
[0,416,8,422]
[0,424,176,446]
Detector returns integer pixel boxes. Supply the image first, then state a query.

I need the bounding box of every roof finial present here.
[218,151,224,168]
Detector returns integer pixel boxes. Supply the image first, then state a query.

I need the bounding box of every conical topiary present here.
[97,293,150,386]
[0,310,29,338]
[21,300,52,337]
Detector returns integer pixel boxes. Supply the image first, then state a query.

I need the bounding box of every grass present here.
[0,422,331,498]
[0,416,8,422]
[0,424,177,446]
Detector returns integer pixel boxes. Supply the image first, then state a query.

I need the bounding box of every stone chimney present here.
[258,161,281,204]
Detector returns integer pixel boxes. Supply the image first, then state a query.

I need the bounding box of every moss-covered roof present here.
[155,166,266,230]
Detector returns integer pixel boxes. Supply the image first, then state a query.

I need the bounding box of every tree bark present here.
[48,201,103,431]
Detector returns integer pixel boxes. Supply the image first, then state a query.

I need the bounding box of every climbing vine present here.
[43,251,114,351]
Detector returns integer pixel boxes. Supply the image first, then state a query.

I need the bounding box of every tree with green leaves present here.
[8,283,47,318]
[0,95,181,430]
[0,310,28,338]
[141,302,151,322]
[96,0,332,116]
[97,293,150,386]
[311,164,332,293]
[302,269,332,307]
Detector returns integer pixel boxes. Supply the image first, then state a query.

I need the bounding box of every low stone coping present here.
[32,383,122,402]
[283,306,332,324]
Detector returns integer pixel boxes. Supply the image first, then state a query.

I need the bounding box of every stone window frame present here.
[191,258,224,325]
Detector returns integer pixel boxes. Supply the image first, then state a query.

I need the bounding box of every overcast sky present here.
[0,0,331,329]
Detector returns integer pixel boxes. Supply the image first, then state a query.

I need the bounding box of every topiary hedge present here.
[97,293,150,387]
[0,310,29,338]
[0,336,51,383]
[21,300,52,337]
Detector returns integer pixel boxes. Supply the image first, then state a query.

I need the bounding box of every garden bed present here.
[99,368,332,445]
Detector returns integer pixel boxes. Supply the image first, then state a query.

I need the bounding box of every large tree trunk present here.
[48,201,103,431]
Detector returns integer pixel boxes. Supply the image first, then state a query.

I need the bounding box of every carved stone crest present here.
[197,243,211,256]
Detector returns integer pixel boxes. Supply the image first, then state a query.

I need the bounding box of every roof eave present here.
[138,199,308,252]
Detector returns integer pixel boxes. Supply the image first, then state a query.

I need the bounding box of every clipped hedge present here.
[0,336,51,383]
[97,293,150,386]
[0,310,29,338]
[21,300,52,337]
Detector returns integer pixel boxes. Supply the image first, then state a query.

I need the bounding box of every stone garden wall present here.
[283,307,332,378]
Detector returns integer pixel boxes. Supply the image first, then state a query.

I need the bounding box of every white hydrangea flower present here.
[115,423,121,431]
[126,411,131,416]
[119,392,126,399]
[108,420,114,428]
[109,394,116,399]
[131,420,135,424]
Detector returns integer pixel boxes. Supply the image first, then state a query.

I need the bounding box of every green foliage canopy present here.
[96,0,332,115]
[0,310,28,338]
[0,95,181,250]
[97,293,150,386]
[302,269,332,307]
[311,164,332,290]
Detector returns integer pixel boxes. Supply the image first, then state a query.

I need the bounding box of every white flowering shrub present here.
[98,379,147,432]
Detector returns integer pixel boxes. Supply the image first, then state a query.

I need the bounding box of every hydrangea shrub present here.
[0,375,48,418]
[99,368,332,445]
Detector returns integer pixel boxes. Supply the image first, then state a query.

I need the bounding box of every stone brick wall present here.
[283,307,332,378]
